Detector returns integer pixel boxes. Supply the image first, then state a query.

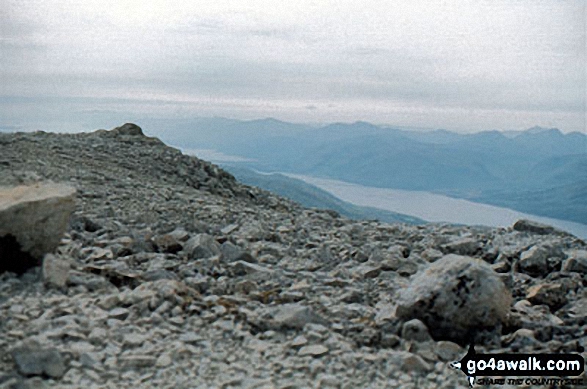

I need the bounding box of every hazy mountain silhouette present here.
[162,118,587,224]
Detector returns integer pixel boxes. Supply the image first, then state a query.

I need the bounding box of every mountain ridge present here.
[1,124,586,388]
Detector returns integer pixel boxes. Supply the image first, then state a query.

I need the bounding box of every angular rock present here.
[390,351,432,373]
[434,341,463,361]
[354,264,381,279]
[220,241,256,263]
[526,283,567,310]
[183,234,220,260]
[502,328,538,349]
[396,254,511,343]
[42,254,70,287]
[298,345,329,357]
[0,183,75,274]
[507,299,564,330]
[440,238,481,256]
[112,123,144,136]
[513,219,556,235]
[562,250,587,274]
[518,246,550,276]
[269,304,328,330]
[118,355,156,369]
[229,260,273,276]
[152,233,183,254]
[401,319,431,342]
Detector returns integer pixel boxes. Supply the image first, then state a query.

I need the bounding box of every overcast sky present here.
[1,0,585,133]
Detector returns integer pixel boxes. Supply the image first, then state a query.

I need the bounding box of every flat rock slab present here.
[0,183,75,273]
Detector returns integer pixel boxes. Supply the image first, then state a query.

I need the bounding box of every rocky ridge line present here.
[0,124,586,389]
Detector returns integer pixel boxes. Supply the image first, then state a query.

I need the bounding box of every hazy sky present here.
[1,0,585,132]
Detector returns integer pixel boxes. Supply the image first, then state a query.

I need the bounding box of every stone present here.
[123,333,148,347]
[11,340,66,378]
[562,250,587,274]
[0,183,76,274]
[118,355,156,369]
[291,335,308,347]
[298,345,329,357]
[270,304,328,330]
[401,319,431,342]
[155,353,172,367]
[440,238,481,256]
[88,328,108,344]
[507,300,564,330]
[513,219,556,235]
[152,233,183,254]
[354,264,381,279]
[502,328,537,349]
[526,283,567,309]
[229,260,272,276]
[566,298,587,320]
[112,123,144,136]
[220,241,256,263]
[109,307,130,320]
[183,234,220,260]
[391,351,432,373]
[396,254,511,343]
[434,341,463,361]
[42,254,70,287]
[518,246,550,276]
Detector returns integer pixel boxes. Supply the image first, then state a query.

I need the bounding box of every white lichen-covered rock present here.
[396,254,512,342]
[0,183,76,272]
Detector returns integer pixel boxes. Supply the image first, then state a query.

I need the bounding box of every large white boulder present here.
[0,183,76,273]
[396,254,511,343]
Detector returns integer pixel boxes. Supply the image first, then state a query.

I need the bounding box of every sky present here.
[1,0,585,133]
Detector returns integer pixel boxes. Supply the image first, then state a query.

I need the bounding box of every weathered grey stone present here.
[401,319,431,342]
[396,254,511,342]
[298,345,329,357]
[526,283,567,309]
[118,355,156,369]
[270,304,328,330]
[507,299,563,330]
[11,341,66,378]
[434,341,463,361]
[183,234,220,260]
[42,254,70,287]
[152,233,183,254]
[354,264,381,279]
[229,260,272,276]
[220,241,256,263]
[502,328,540,351]
[390,351,432,373]
[562,250,587,274]
[112,123,144,136]
[518,246,549,276]
[440,238,481,256]
[513,219,556,235]
[0,183,75,273]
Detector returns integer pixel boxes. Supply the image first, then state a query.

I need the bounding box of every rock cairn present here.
[0,124,585,388]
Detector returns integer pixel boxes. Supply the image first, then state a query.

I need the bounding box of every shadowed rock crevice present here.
[0,234,39,274]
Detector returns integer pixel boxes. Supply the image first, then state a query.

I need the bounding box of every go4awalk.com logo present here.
[449,344,585,387]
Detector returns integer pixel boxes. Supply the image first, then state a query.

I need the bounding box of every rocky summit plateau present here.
[0,123,586,389]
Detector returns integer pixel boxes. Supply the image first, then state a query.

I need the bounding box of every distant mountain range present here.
[154,118,587,224]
